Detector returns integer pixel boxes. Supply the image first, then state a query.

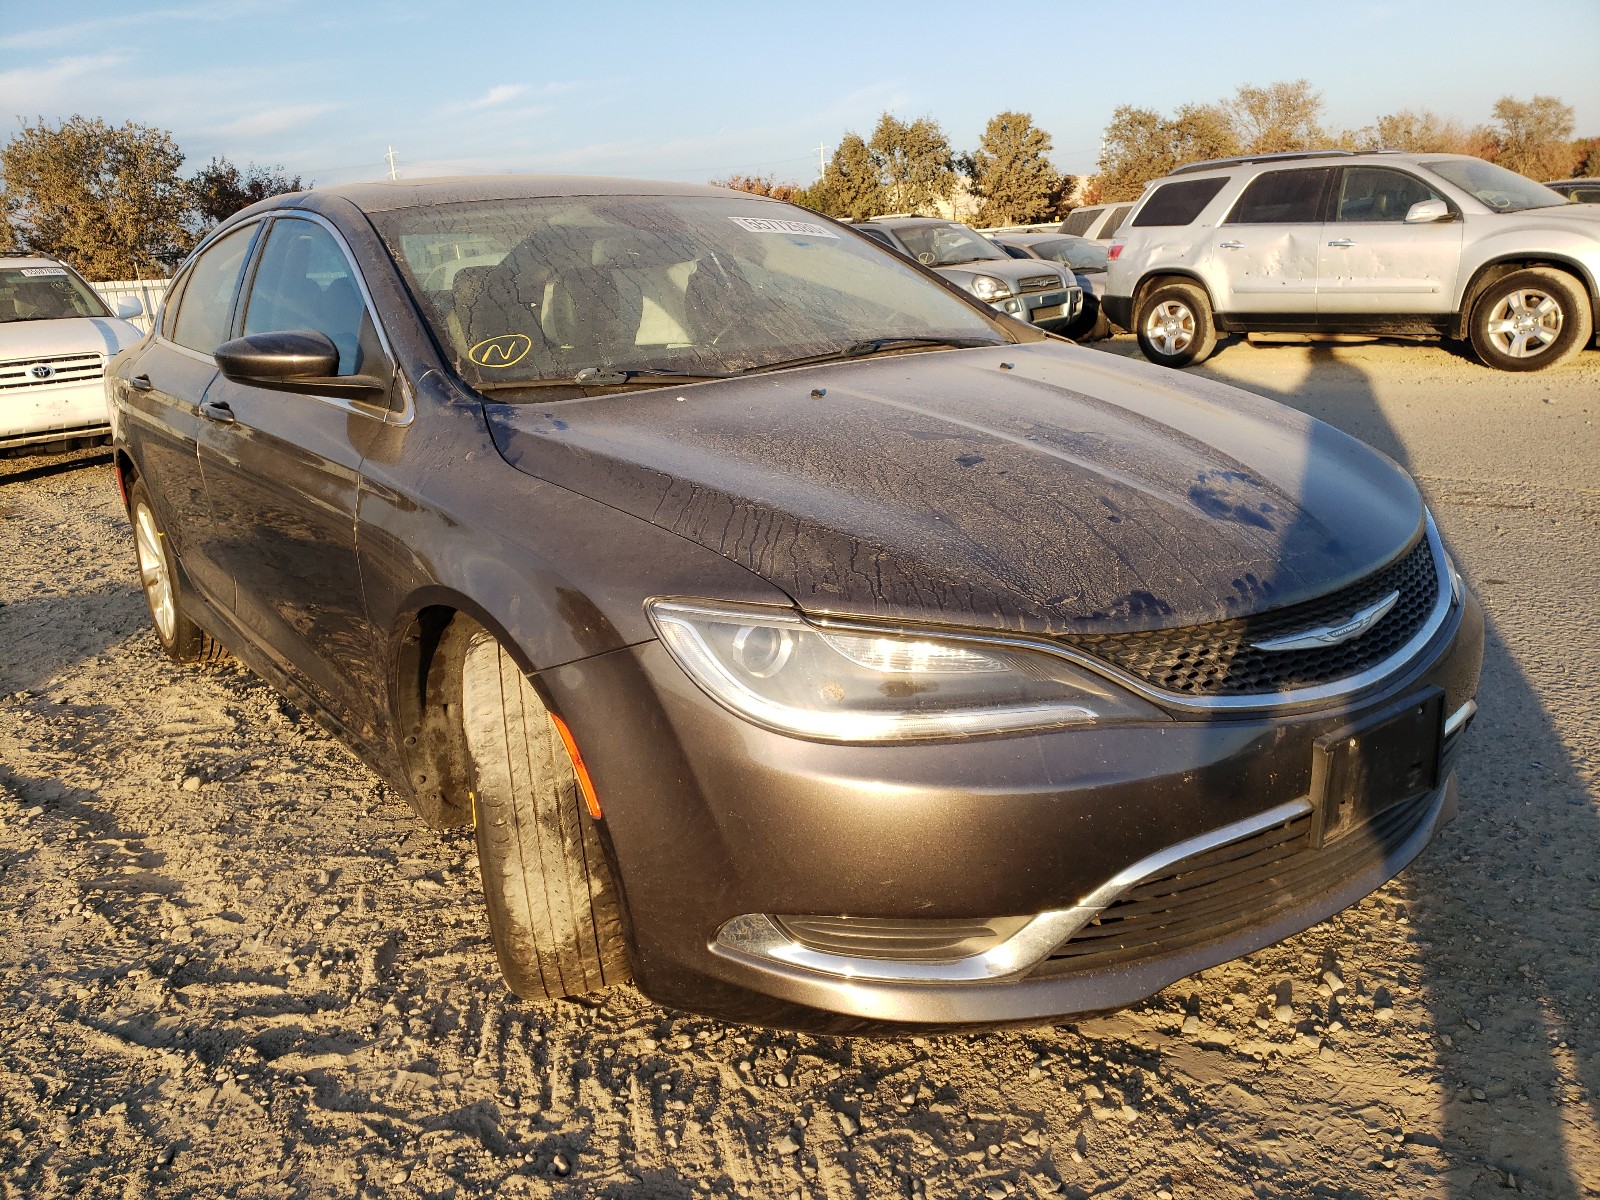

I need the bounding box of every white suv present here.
[1,256,144,452]
[1104,150,1600,372]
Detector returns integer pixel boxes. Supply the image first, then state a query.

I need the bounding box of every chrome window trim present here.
[807,513,1458,715]
[710,797,1314,985]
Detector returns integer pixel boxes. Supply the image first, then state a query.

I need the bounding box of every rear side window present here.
[170,224,257,354]
[1132,178,1229,227]
[1061,207,1101,236]
[1101,205,1133,236]
[1225,168,1334,224]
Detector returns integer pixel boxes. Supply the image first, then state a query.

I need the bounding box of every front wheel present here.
[461,634,631,1001]
[1135,282,1218,367]
[128,480,227,664]
[1469,268,1592,372]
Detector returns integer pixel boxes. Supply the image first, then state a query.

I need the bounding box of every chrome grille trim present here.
[0,353,105,390]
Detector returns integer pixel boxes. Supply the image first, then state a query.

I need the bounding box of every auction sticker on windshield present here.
[20,267,68,276]
[728,216,838,238]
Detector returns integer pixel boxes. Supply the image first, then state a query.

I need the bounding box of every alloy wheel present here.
[1482,288,1564,360]
[133,502,176,642]
[1144,300,1196,357]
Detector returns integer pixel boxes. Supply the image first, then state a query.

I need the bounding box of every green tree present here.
[1229,80,1325,154]
[967,111,1063,226]
[808,133,886,219]
[0,116,193,278]
[1095,105,1175,202]
[870,113,954,214]
[189,157,303,231]
[1490,94,1577,180]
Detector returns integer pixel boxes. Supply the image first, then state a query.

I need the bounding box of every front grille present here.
[1019,274,1064,293]
[1063,535,1440,697]
[1032,787,1436,978]
[0,353,105,390]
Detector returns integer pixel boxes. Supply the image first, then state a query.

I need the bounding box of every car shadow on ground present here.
[1181,339,1600,1196]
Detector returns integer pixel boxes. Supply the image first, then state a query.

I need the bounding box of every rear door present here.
[1211,167,1335,315]
[1317,166,1463,316]
[193,214,397,745]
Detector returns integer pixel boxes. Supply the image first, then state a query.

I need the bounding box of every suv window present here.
[1132,178,1229,227]
[1101,205,1133,237]
[1061,207,1101,236]
[1225,168,1334,225]
[1335,167,1442,222]
[170,224,257,354]
[243,218,380,376]
[854,226,897,250]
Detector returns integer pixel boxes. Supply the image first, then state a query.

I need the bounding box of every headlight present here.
[648,600,1164,742]
[969,275,1011,302]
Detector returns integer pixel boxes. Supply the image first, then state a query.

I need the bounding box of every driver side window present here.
[243,219,382,376]
[1336,168,1442,222]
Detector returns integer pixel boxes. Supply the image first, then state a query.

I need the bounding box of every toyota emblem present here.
[30,364,54,380]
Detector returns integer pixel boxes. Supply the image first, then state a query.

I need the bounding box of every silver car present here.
[1104,150,1600,372]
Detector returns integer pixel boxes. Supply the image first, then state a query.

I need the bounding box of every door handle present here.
[200,399,236,425]
[129,374,153,391]
[1218,240,1243,250]
[1327,238,1355,248]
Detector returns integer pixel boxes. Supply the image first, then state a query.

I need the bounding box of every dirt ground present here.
[2,335,1598,1200]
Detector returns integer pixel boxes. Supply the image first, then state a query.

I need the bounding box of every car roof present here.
[243,175,768,217]
[0,255,71,270]
[993,232,1083,245]
[1162,150,1479,181]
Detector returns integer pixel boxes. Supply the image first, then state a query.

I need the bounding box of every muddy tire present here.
[460,634,630,1000]
[128,480,228,665]
[1135,281,1218,368]
[1469,268,1592,372]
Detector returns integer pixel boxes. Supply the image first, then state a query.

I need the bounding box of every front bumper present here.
[1103,293,1134,332]
[546,586,1483,1031]
[0,378,111,450]
[990,285,1083,332]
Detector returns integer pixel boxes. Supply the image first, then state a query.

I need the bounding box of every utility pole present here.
[386,146,399,181]
[817,142,827,175]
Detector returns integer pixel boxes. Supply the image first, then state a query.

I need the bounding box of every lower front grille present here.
[1032,788,1436,978]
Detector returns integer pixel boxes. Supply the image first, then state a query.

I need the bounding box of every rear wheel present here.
[128,480,227,664]
[1135,281,1218,367]
[461,634,630,1000]
[1469,268,1592,371]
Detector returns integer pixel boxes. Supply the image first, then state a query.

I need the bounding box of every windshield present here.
[1421,159,1569,212]
[373,196,1005,389]
[891,222,1009,267]
[0,265,111,323]
[1028,237,1108,272]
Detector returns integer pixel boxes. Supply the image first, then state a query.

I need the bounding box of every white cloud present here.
[212,104,337,139]
[466,84,528,110]
[0,53,135,115]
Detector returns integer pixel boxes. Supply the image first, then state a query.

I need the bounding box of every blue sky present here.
[4,0,1597,187]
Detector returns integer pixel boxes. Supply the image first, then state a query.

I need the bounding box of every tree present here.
[967,111,1063,226]
[808,133,886,219]
[1094,102,1238,202]
[1571,137,1600,179]
[1229,80,1325,154]
[1,116,193,278]
[708,173,804,204]
[1358,108,1474,153]
[1490,94,1577,181]
[189,157,303,230]
[870,113,954,214]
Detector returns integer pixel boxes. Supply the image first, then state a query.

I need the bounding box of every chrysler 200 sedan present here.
[109,177,1483,1031]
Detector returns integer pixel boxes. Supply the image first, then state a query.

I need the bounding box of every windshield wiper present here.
[475,366,736,393]
[743,336,1003,375]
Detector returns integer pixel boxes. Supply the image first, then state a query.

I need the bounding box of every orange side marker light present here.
[549,712,602,820]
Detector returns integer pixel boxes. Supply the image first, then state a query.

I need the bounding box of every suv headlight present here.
[648,600,1163,742]
[969,275,1011,302]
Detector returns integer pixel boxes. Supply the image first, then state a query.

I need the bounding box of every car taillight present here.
[1107,243,1124,260]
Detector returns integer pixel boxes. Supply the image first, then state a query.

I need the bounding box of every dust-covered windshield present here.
[1421,159,1569,213]
[0,265,112,323]
[891,222,1009,267]
[1026,237,1108,272]
[372,196,1006,389]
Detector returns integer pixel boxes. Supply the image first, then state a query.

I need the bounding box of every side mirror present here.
[214,329,386,399]
[115,296,144,319]
[1404,199,1453,224]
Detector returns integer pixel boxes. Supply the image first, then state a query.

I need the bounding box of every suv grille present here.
[1062,536,1440,698]
[1032,786,1435,978]
[1019,274,1063,293]
[0,353,105,390]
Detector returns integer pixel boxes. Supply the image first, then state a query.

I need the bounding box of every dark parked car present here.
[988,233,1113,340]
[1545,178,1600,204]
[110,177,1482,1031]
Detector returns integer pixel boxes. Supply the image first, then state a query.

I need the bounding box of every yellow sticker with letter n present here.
[469,334,533,368]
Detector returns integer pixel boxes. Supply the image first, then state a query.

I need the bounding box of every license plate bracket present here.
[1309,687,1443,849]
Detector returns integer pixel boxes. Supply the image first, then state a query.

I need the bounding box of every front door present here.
[194,215,396,746]
[1209,166,1335,316]
[1317,166,1463,317]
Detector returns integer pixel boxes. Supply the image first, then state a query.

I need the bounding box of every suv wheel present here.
[1136,282,1218,368]
[1469,268,1592,372]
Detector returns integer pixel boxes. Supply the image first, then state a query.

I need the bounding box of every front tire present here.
[1136,281,1218,367]
[1469,268,1592,372]
[128,480,227,664]
[460,634,630,1001]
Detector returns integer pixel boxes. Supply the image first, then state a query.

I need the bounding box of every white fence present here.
[90,279,172,335]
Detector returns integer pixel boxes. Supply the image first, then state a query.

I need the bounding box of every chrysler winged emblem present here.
[1251,591,1400,653]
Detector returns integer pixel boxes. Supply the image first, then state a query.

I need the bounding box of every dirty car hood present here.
[485,343,1423,635]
